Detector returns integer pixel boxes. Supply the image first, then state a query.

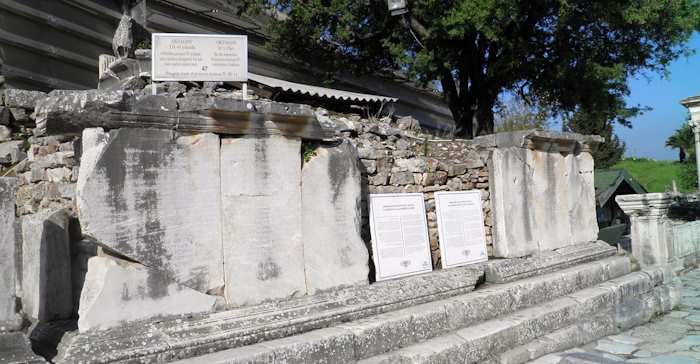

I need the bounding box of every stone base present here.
[484,240,617,283]
[78,256,218,332]
[0,332,46,364]
[55,266,482,363]
[167,256,649,364]
[54,256,638,363]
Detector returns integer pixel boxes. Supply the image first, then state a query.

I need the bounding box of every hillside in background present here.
[611,159,689,193]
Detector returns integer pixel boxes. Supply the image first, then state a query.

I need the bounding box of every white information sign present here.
[151,33,247,82]
[435,191,488,268]
[369,193,432,281]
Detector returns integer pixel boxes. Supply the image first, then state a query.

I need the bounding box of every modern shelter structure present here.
[594,169,648,244]
[0,0,454,133]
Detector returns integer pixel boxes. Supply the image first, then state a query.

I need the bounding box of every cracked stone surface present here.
[530,269,700,363]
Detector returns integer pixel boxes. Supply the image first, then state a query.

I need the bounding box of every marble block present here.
[76,128,224,293]
[21,208,73,321]
[78,256,217,332]
[221,135,307,306]
[488,131,599,258]
[301,141,369,294]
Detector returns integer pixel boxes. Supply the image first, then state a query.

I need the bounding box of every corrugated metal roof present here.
[248,73,398,103]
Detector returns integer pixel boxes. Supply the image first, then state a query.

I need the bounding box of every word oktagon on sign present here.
[151,33,248,82]
[435,191,488,268]
[369,193,433,281]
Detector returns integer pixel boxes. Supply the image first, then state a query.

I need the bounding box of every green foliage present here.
[494,96,549,132]
[613,159,689,193]
[135,39,151,50]
[565,110,625,169]
[666,123,695,161]
[302,142,317,162]
[240,0,700,138]
[680,152,698,191]
[421,136,429,156]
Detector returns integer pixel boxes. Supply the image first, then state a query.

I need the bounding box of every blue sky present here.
[615,32,700,161]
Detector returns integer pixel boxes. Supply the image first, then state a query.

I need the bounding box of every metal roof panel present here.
[248,73,398,103]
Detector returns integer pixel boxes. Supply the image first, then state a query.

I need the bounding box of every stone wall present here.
[319,110,492,269]
[0,89,83,324]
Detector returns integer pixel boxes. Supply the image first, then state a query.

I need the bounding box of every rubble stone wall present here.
[322,111,493,269]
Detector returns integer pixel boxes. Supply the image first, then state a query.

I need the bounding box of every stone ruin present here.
[0,54,687,363]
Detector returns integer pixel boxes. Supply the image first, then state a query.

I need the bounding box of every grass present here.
[612,158,688,193]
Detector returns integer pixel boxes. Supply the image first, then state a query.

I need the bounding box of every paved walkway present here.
[531,269,700,364]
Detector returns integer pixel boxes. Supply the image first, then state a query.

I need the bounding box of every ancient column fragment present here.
[0,177,20,329]
[21,208,73,321]
[221,135,307,306]
[301,141,369,293]
[78,256,218,332]
[77,128,224,293]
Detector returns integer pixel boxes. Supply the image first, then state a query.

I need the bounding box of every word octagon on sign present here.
[151,33,248,82]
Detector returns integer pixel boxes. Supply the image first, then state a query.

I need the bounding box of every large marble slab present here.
[301,141,369,293]
[77,128,224,292]
[221,135,307,306]
[487,131,600,258]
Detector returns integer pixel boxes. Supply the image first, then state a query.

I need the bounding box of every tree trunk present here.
[475,93,497,136]
[453,109,474,139]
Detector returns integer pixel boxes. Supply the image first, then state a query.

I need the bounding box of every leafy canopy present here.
[241,0,700,138]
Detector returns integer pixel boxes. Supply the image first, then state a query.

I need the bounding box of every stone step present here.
[55,264,482,363]
[359,269,677,364]
[0,332,47,364]
[169,256,633,364]
[484,240,617,283]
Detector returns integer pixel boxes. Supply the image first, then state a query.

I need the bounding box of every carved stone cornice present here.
[615,193,675,218]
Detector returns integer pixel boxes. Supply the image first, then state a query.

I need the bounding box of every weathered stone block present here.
[0,141,25,165]
[76,128,224,293]
[221,135,307,306]
[3,89,47,109]
[394,158,426,173]
[360,159,377,174]
[390,171,414,185]
[78,256,217,332]
[21,208,72,321]
[0,178,20,331]
[489,133,599,257]
[0,126,10,142]
[302,141,369,294]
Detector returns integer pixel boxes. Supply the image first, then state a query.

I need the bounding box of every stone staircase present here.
[53,245,679,364]
[166,253,677,364]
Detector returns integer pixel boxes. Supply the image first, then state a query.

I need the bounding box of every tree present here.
[680,151,698,190]
[240,0,699,138]
[494,95,549,132]
[666,123,695,162]
[565,110,625,169]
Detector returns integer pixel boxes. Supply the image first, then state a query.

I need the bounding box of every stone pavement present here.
[531,269,700,364]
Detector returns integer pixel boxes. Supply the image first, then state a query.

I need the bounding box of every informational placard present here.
[151,33,247,82]
[435,191,488,268]
[369,193,432,281]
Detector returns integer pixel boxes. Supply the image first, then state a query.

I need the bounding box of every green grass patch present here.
[612,158,689,193]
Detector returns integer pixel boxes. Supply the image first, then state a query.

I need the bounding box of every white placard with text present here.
[435,191,488,268]
[152,33,247,82]
[369,193,432,281]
